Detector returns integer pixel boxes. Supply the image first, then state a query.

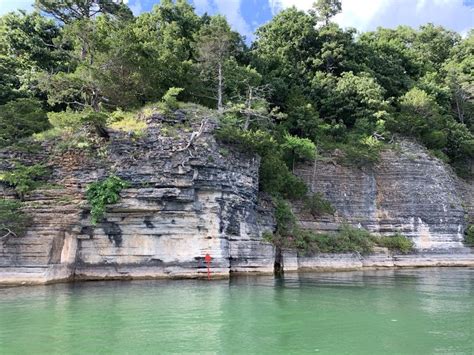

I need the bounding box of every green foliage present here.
[267,221,414,255]
[304,193,335,217]
[392,87,443,137]
[317,71,390,128]
[282,134,316,166]
[161,87,184,112]
[318,135,384,167]
[274,197,297,238]
[0,1,473,180]
[108,110,146,137]
[86,175,129,225]
[311,0,342,25]
[267,224,376,254]
[215,123,277,157]
[0,98,50,148]
[47,110,84,130]
[81,111,107,127]
[465,225,474,246]
[0,11,69,105]
[378,233,415,254]
[0,164,48,199]
[0,199,31,241]
[216,122,308,199]
[259,155,307,199]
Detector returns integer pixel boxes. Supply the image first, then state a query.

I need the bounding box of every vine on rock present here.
[86,175,129,225]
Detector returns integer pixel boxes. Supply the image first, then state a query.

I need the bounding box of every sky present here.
[0,0,472,42]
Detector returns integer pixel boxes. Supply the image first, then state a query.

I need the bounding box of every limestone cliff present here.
[294,141,472,251]
[0,108,275,284]
[0,111,473,285]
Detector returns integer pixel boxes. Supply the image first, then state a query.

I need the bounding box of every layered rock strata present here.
[1,116,473,285]
[0,111,275,284]
[294,141,472,251]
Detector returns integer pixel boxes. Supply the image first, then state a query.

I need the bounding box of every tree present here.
[0,11,68,72]
[0,98,49,147]
[0,200,31,243]
[393,87,443,137]
[315,71,389,129]
[414,24,460,71]
[0,11,71,105]
[35,0,132,62]
[442,31,473,128]
[311,0,342,25]
[282,133,316,171]
[194,16,235,111]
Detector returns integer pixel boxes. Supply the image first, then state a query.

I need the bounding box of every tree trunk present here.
[91,89,100,112]
[455,90,464,124]
[217,61,223,112]
[243,86,252,130]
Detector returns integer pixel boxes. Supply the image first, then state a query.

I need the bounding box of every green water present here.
[0,268,473,354]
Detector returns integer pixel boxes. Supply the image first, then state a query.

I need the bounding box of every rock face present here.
[294,141,472,251]
[0,114,473,285]
[0,110,275,284]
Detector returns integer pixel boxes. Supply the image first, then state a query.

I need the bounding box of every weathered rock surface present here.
[0,116,473,285]
[0,111,275,284]
[294,141,473,251]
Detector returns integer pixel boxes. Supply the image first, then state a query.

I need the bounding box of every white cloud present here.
[124,0,143,16]
[214,0,254,40]
[193,0,254,41]
[269,0,474,34]
[193,0,214,14]
[268,0,313,14]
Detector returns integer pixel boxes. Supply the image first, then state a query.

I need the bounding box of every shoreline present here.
[1,252,473,287]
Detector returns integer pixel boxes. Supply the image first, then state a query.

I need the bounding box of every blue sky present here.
[1,0,472,41]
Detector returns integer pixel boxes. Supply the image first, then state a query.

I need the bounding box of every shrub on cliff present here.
[0,199,31,243]
[216,122,308,199]
[0,98,50,148]
[378,234,414,254]
[0,164,48,200]
[303,192,336,217]
[465,225,474,246]
[266,219,415,255]
[86,176,130,225]
[162,87,184,112]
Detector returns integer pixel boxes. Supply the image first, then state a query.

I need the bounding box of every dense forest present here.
[0,0,473,197]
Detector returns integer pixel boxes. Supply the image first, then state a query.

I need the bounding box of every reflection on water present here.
[0,268,473,354]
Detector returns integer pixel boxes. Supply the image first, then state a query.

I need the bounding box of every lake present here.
[0,268,473,354]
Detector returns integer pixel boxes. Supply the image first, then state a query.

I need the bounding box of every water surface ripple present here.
[0,268,473,354]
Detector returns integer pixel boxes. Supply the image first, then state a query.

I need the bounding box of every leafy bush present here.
[318,133,384,167]
[109,115,147,136]
[272,225,376,254]
[378,233,414,254]
[47,110,108,138]
[215,125,277,157]
[0,199,31,242]
[304,192,335,216]
[47,110,84,130]
[259,154,307,199]
[0,98,50,148]
[465,225,474,246]
[216,125,308,199]
[281,133,316,167]
[86,175,130,225]
[81,112,108,127]
[274,197,297,237]
[344,144,381,166]
[266,217,415,255]
[162,87,184,112]
[0,164,48,199]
